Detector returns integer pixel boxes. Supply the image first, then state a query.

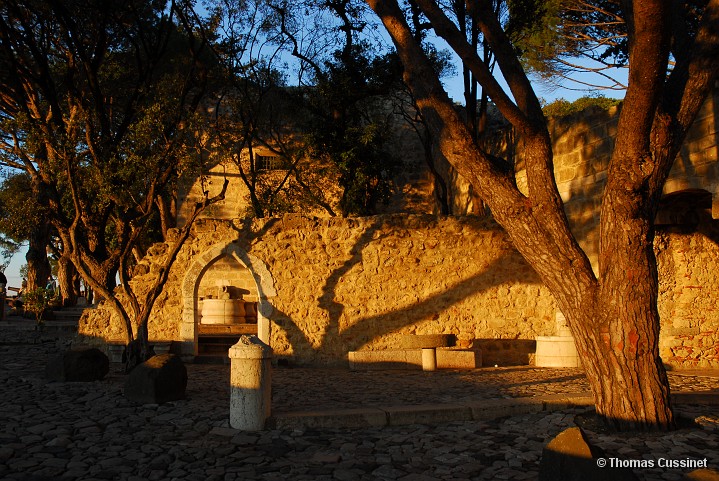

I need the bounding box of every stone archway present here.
[656,189,714,225]
[179,241,276,356]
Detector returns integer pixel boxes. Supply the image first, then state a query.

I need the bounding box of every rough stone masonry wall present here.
[79,214,719,368]
[507,88,719,268]
[79,215,557,365]
[656,222,719,368]
[78,91,719,368]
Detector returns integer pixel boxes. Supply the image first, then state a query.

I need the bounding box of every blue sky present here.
[3,250,25,288]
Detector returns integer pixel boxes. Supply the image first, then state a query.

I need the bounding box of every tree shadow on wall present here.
[230,216,280,244]
[271,107,626,361]
[315,217,385,352]
[270,216,543,361]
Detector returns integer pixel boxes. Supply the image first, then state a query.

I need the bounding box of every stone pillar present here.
[228,335,272,431]
[421,348,437,371]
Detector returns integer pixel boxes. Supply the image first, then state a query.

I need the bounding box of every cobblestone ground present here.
[271,367,719,412]
[1,328,717,480]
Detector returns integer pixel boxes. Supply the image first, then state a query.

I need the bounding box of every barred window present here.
[256,155,283,171]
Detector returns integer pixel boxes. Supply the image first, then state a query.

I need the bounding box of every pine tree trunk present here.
[365,0,719,432]
[586,172,673,429]
[564,282,674,430]
[578,322,674,431]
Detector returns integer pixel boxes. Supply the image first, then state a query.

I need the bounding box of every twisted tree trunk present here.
[367,0,719,430]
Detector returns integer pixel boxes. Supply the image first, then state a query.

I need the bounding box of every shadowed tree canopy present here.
[266,0,407,216]
[508,0,710,91]
[0,173,36,269]
[0,0,229,368]
[0,173,41,252]
[0,171,52,290]
[304,45,405,216]
[201,0,343,218]
[366,0,719,431]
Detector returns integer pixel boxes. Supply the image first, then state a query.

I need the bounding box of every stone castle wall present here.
[177,89,719,229]
[79,215,556,365]
[656,221,719,368]
[489,89,719,268]
[80,214,719,368]
[79,89,719,368]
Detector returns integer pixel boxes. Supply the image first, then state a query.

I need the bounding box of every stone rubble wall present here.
[79,214,719,368]
[656,222,719,368]
[79,215,556,364]
[79,221,242,345]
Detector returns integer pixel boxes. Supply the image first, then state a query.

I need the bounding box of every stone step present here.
[51,313,84,322]
[0,320,78,334]
[193,354,230,365]
[40,322,78,333]
[268,393,597,430]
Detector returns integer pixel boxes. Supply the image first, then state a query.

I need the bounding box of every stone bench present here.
[348,348,482,371]
[399,334,457,371]
[348,334,478,371]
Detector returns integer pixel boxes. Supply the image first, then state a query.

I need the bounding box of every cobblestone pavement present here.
[271,366,719,412]
[1,328,718,481]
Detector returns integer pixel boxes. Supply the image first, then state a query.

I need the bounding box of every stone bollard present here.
[421,348,437,371]
[228,335,272,431]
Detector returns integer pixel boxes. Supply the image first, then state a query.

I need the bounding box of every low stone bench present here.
[397,334,457,371]
[348,348,482,371]
[349,334,479,371]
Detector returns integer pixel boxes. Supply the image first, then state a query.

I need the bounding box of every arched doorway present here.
[179,241,275,357]
[655,189,713,227]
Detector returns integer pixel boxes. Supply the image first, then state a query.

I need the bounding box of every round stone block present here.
[398,334,456,349]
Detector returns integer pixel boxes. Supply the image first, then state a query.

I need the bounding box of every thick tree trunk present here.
[73,274,81,301]
[57,255,78,307]
[364,0,701,431]
[25,224,51,292]
[576,310,673,431]
[553,236,674,430]
[88,262,117,294]
[421,131,451,215]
